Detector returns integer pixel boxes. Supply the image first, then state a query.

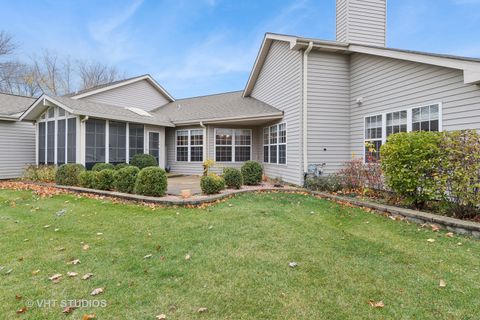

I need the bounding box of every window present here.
[386,110,407,137]
[67,118,76,163]
[86,119,106,169]
[129,124,144,161]
[176,129,204,162]
[263,123,287,164]
[47,121,55,164]
[148,132,160,164]
[38,122,46,164]
[412,105,439,132]
[364,115,382,162]
[109,121,127,164]
[57,119,66,165]
[215,129,251,162]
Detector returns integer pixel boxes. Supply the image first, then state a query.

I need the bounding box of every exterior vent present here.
[126,107,152,117]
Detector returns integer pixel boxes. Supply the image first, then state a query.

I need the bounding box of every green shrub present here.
[130,154,157,169]
[241,161,263,185]
[114,166,140,193]
[94,169,115,190]
[305,174,345,192]
[223,167,243,189]
[92,163,115,171]
[439,130,480,218]
[23,165,57,182]
[381,131,443,208]
[79,171,98,189]
[200,173,225,194]
[55,164,85,186]
[115,163,131,170]
[134,167,167,197]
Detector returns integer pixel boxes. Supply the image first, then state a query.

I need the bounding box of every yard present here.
[1,189,479,319]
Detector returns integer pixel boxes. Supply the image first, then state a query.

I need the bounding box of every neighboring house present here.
[2,0,480,185]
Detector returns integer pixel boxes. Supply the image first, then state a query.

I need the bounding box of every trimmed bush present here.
[92,163,115,172]
[114,166,140,193]
[381,131,443,208]
[241,161,263,185]
[223,167,243,189]
[94,169,115,190]
[200,173,225,195]
[55,164,85,186]
[23,165,57,182]
[130,154,157,169]
[79,171,98,189]
[305,174,345,192]
[115,163,131,170]
[134,167,167,197]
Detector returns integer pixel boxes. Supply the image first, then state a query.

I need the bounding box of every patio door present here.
[148,132,160,165]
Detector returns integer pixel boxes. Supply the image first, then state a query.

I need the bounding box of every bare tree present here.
[77,60,124,90]
[0,31,16,56]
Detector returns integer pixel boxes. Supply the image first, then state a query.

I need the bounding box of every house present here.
[1,0,480,186]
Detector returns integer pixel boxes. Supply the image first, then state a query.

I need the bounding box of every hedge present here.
[223,167,243,189]
[200,174,225,194]
[94,169,115,190]
[241,161,263,185]
[55,164,85,186]
[92,163,115,172]
[79,171,97,189]
[130,154,157,169]
[134,167,167,197]
[114,166,140,193]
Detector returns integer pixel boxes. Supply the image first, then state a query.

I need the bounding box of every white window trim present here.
[214,128,253,163]
[175,129,204,163]
[263,122,287,166]
[363,102,443,162]
[146,130,161,166]
[37,106,76,165]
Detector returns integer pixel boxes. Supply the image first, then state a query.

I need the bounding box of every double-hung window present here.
[364,115,382,162]
[386,110,407,137]
[176,129,204,162]
[215,129,251,162]
[263,123,287,165]
[412,105,439,132]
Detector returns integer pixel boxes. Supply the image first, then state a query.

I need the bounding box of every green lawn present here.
[1,189,479,319]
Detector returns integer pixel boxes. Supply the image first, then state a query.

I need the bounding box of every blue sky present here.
[1,0,479,98]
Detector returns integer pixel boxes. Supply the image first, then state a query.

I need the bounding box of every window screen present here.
[109,121,126,164]
[57,119,66,165]
[148,132,160,165]
[47,121,55,164]
[67,118,76,163]
[129,124,144,161]
[86,119,106,169]
[38,122,46,164]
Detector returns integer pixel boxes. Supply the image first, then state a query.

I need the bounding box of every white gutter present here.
[303,41,313,175]
[200,121,207,161]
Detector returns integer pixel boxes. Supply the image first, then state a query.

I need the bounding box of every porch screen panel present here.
[109,121,127,164]
[47,121,55,164]
[57,119,66,165]
[129,124,144,161]
[67,118,76,163]
[38,122,46,164]
[86,119,106,169]
[148,132,160,165]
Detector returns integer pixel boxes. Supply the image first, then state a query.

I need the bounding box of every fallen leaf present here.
[54,228,60,232]
[82,314,96,320]
[185,254,191,260]
[439,279,447,288]
[15,294,22,300]
[288,262,298,268]
[96,232,103,236]
[49,274,62,282]
[368,300,385,308]
[16,307,27,314]
[67,259,81,265]
[144,254,153,259]
[63,306,76,314]
[156,314,167,320]
[197,307,208,313]
[427,238,435,243]
[445,232,454,238]
[43,225,51,229]
[67,272,78,277]
[82,273,94,280]
[31,269,40,275]
[57,247,66,252]
[155,245,161,252]
[431,224,441,232]
[91,288,104,296]
[82,244,90,251]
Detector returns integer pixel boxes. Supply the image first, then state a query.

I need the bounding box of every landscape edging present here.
[55,184,480,238]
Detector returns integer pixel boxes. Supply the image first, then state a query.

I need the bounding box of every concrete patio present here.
[167,175,202,195]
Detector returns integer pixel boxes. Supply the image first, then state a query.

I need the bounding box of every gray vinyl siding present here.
[0,121,35,179]
[251,40,303,185]
[336,0,386,47]
[307,51,351,174]
[81,80,170,111]
[350,52,480,157]
[166,126,204,175]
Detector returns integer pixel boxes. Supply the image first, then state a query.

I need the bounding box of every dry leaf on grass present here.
[427,238,436,243]
[82,244,90,251]
[15,294,22,300]
[91,288,104,296]
[431,224,441,232]
[368,300,385,308]
[144,254,153,259]
[16,307,27,314]
[31,269,40,275]
[67,259,81,265]
[156,314,167,319]
[82,273,94,280]
[48,274,62,281]
[67,272,78,277]
[439,279,447,288]
[446,232,454,238]
[82,314,96,320]
[185,254,191,260]
[197,307,208,313]
[63,306,76,314]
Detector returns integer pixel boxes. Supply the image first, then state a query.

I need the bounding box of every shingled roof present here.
[0,93,36,119]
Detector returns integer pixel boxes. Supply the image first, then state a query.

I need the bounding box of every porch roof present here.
[0,93,36,120]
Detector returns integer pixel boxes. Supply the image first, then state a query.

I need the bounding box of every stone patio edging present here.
[55,184,480,238]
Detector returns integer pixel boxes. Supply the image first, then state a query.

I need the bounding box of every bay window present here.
[215,129,251,162]
[263,123,287,165]
[176,129,204,162]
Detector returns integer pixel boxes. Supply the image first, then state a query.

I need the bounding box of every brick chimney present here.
[336,0,387,47]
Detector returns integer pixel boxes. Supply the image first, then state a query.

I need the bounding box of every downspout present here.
[303,41,313,181]
[200,121,207,161]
